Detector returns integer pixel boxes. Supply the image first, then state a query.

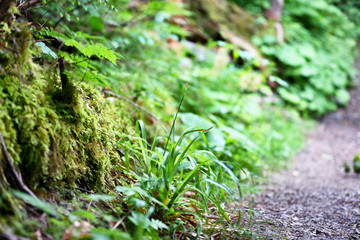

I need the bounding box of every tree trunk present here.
[266,0,285,43]
[268,0,284,21]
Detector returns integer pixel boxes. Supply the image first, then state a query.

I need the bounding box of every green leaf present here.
[91,228,131,240]
[150,219,168,230]
[40,27,121,65]
[179,113,213,129]
[299,64,318,77]
[85,194,116,201]
[310,74,334,94]
[278,88,308,110]
[206,128,226,152]
[35,42,58,59]
[90,16,105,32]
[129,211,150,228]
[269,76,289,87]
[13,191,61,218]
[335,89,350,105]
[331,70,347,87]
[71,209,96,220]
[298,44,316,59]
[115,186,165,207]
[276,45,306,67]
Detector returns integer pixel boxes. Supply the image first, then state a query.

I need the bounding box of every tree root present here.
[0,130,38,199]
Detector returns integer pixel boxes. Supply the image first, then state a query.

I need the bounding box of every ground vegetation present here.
[0,0,358,239]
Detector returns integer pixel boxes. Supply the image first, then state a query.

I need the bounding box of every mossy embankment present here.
[0,22,134,200]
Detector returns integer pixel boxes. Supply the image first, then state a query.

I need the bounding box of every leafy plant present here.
[111,86,243,237]
[251,0,357,115]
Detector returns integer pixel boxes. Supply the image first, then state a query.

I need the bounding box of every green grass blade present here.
[163,84,188,157]
[167,160,209,209]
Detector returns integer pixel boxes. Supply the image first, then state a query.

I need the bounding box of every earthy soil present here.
[244,55,360,239]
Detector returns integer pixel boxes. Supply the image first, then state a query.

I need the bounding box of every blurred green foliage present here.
[229,0,270,15]
[236,0,358,115]
[327,0,360,37]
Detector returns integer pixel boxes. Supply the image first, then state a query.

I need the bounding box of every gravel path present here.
[246,54,360,239]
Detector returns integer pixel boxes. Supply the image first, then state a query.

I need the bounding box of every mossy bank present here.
[0,22,134,194]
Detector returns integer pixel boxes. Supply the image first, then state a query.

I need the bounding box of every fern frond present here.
[39,27,122,65]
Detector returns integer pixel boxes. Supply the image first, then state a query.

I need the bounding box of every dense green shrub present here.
[327,0,360,37]
[235,0,358,115]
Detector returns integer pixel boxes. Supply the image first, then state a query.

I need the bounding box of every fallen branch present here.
[0,130,38,199]
[103,90,168,133]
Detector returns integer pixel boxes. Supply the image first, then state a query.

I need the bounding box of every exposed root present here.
[0,130,38,199]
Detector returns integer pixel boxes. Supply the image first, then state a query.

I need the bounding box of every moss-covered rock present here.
[0,21,134,193]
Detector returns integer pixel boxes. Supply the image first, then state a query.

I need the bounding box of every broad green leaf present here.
[276,45,306,67]
[179,113,213,129]
[206,128,226,152]
[90,16,105,32]
[298,44,316,59]
[336,89,350,105]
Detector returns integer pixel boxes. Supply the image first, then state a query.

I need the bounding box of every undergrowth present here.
[240,0,358,115]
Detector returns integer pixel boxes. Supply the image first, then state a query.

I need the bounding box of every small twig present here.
[39,7,50,19]
[57,41,64,51]
[35,38,56,42]
[121,221,128,233]
[101,199,121,219]
[112,215,127,230]
[103,90,168,133]
[21,0,55,12]
[0,41,18,53]
[18,0,44,11]
[0,130,38,199]
[87,200,93,211]
[77,187,93,194]
[53,1,78,29]
[33,10,51,34]
[210,232,220,240]
[53,15,65,29]
[36,14,51,31]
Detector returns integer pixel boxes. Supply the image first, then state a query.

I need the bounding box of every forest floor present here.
[241,55,360,239]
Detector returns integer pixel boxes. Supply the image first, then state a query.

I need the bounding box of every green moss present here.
[0,21,135,193]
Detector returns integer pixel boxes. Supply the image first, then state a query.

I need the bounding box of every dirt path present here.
[245,56,360,239]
